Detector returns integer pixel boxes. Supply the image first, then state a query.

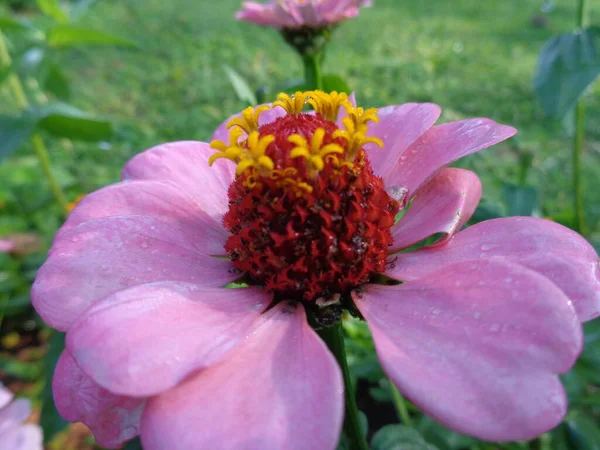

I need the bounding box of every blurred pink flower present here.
[0,239,14,253]
[237,0,372,28]
[32,92,599,449]
[0,384,43,450]
[0,234,43,256]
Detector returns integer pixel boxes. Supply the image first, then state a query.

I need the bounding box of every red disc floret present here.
[222,113,399,302]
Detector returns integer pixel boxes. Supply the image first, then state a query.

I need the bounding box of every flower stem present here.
[573,100,586,235]
[0,30,69,216]
[388,379,412,426]
[318,322,369,450]
[573,0,588,235]
[303,53,323,91]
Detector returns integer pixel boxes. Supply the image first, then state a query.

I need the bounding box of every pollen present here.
[209,91,400,304]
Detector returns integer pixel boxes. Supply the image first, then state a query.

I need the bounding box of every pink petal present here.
[0,399,31,436]
[365,103,441,185]
[335,92,357,129]
[388,217,600,322]
[356,259,582,441]
[211,105,287,143]
[390,168,481,251]
[122,141,234,222]
[53,350,145,449]
[141,302,343,450]
[67,282,271,397]
[0,239,14,253]
[0,425,43,450]
[0,385,13,410]
[32,216,238,332]
[395,119,517,195]
[236,2,289,27]
[60,180,227,255]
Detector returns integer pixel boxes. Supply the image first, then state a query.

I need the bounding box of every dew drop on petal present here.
[385,185,409,204]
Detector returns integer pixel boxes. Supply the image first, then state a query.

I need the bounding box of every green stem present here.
[577,0,588,28]
[303,53,323,91]
[318,323,369,450]
[573,101,586,234]
[572,0,588,234]
[388,380,412,426]
[517,152,533,186]
[0,30,69,216]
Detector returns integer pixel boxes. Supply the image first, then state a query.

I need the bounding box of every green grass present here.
[1,0,599,236]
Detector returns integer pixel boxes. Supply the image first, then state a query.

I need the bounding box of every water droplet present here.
[473,312,481,319]
[140,241,149,249]
[489,323,500,332]
[386,185,408,203]
[71,236,80,243]
[431,308,441,316]
[480,244,495,251]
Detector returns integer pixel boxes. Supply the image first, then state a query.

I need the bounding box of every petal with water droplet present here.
[141,303,343,450]
[388,217,600,322]
[356,259,582,441]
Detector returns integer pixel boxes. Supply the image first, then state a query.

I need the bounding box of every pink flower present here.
[0,239,14,253]
[0,384,43,450]
[0,234,43,256]
[32,92,599,449]
[237,0,372,28]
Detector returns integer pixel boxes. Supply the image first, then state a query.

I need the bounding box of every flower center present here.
[209,91,400,305]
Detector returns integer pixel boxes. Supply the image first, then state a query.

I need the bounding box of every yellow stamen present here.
[273,91,308,115]
[227,105,271,133]
[208,91,384,196]
[289,127,345,176]
[307,91,351,121]
[209,130,275,176]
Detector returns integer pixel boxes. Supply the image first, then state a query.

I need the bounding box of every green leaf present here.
[0,64,12,87]
[44,64,71,100]
[0,355,43,381]
[40,331,68,443]
[36,0,69,23]
[416,417,479,450]
[29,103,112,141]
[18,48,45,76]
[0,16,31,31]
[502,183,539,216]
[47,25,138,49]
[565,412,600,450]
[469,199,505,224]
[70,0,98,20]
[0,294,31,316]
[322,74,352,94]
[0,115,36,160]
[533,26,600,119]
[551,424,571,450]
[223,65,257,106]
[123,438,143,450]
[371,425,439,450]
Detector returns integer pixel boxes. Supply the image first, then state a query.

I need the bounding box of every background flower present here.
[0,384,43,450]
[237,0,372,28]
